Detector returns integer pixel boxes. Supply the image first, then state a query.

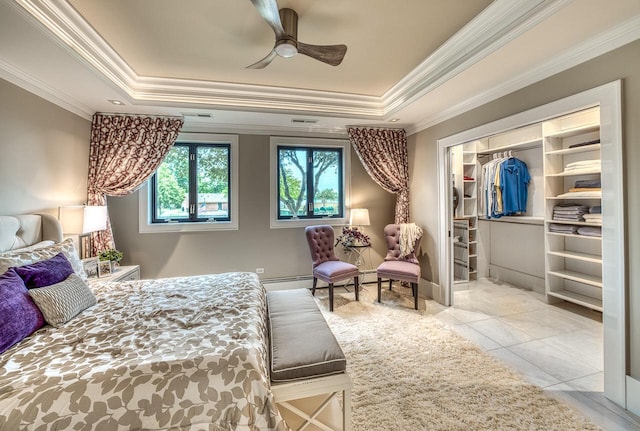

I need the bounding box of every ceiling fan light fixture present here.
[275,40,297,58]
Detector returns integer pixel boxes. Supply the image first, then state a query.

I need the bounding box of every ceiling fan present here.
[247,0,347,69]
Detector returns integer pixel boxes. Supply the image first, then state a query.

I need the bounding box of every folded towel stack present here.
[568,138,600,149]
[553,204,588,222]
[562,159,601,173]
[575,179,601,188]
[583,213,602,225]
[577,226,602,237]
[549,223,579,234]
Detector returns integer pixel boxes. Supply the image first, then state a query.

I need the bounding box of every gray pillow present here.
[28,274,96,327]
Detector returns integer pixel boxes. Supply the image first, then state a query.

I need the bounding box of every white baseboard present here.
[488,264,545,294]
[626,376,640,415]
[262,270,377,292]
[421,279,445,304]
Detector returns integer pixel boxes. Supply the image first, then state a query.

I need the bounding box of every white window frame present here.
[270,136,350,229]
[139,133,239,233]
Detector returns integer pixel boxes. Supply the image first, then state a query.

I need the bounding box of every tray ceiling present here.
[1,0,639,135]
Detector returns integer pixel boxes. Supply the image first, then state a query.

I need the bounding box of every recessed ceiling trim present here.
[182,120,348,138]
[0,57,93,119]
[11,0,138,94]
[132,76,384,117]
[405,14,640,136]
[382,0,570,116]
[10,0,569,120]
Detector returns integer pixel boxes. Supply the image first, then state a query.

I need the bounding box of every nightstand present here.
[89,265,140,284]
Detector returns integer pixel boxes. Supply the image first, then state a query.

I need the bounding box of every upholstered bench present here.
[267,289,352,431]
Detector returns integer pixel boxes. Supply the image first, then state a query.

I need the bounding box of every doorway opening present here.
[436,81,625,407]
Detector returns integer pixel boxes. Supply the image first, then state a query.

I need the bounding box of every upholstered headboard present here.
[0,214,63,253]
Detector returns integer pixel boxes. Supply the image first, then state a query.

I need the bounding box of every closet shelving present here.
[452,142,478,283]
[476,137,542,156]
[476,123,544,223]
[543,107,602,311]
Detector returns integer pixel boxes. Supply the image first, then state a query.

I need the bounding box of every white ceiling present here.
[1,0,639,136]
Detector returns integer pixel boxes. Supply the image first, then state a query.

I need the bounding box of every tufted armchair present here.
[377,224,422,310]
[305,225,359,312]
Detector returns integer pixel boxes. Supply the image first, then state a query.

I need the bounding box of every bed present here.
[0,214,286,430]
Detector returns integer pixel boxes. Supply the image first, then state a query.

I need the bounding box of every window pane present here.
[312,149,341,216]
[197,146,230,219]
[278,148,307,217]
[155,146,189,220]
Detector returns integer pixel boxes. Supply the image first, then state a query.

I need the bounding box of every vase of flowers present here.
[98,248,123,270]
[335,226,371,248]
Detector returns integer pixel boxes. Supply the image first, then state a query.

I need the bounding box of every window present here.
[139,133,238,233]
[151,143,231,223]
[270,137,350,228]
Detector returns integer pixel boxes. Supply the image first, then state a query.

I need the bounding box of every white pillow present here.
[29,273,96,327]
[0,238,87,281]
[9,240,55,253]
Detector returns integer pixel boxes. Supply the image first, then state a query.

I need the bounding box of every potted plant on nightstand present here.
[98,248,123,272]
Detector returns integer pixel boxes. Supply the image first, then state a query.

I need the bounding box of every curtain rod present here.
[345,125,406,131]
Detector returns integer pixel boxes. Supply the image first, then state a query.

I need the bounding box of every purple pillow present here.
[14,252,74,289]
[0,268,45,354]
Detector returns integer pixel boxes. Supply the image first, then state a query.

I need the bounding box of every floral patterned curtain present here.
[88,113,184,254]
[347,127,410,223]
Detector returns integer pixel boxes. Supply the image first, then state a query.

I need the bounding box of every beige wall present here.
[107,134,395,280]
[408,40,640,375]
[0,79,90,215]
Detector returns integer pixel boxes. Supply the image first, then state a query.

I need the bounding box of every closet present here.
[452,106,603,311]
[439,82,625,409]
[451,145,478,283]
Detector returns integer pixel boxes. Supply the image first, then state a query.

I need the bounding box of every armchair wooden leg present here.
[389,279,393,291]
[312,277,318,296]
[354,276,360,301]
[412,282,418,310]
[329,283,334,312]
[377,278,382,303]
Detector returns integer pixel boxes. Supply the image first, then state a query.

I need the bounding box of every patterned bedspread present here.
[0,272,286,430]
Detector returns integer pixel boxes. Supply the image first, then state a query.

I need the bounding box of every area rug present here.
[313,285,599,431]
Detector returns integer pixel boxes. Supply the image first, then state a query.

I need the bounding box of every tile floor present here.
[426,278,640,431]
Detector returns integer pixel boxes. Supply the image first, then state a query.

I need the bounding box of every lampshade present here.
[58,206,107,234]
[349,208,370,226]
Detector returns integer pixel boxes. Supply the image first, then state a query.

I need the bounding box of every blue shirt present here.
[499,158,530,215]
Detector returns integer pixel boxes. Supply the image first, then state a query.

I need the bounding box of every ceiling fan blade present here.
[249,0,285,38]
[297,42,347,66]
[246,48,278,69]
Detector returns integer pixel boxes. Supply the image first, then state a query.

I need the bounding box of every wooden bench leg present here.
[343,386,352,431]
[272,374,353,431]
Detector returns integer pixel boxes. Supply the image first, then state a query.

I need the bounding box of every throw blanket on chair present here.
[399,223,423,258]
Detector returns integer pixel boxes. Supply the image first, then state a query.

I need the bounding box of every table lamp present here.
[349,208,370,227]
[58,205,107,258]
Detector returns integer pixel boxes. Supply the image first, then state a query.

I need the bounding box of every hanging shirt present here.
[499,157,531,215]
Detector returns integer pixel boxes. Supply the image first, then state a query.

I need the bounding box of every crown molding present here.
[11,0,137,93]
[405,14,640,136]
[381,0,570,116]
[0,57,93,119]
[8,0,568,120]
[182,120,349,138]
[5,0,638,134]
[131,75,383,118]
[10,0,383,118]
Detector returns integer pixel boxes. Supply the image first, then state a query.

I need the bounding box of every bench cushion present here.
[267,289,346,383]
